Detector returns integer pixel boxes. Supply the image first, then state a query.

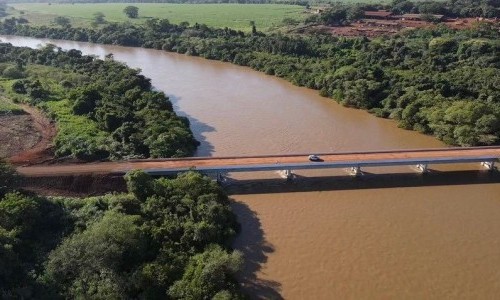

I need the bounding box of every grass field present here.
[0,79,24,115]
[0,96,23,114]
[8,3,308,31]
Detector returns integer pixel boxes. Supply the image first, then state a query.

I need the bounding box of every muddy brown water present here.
[2,35,499,299]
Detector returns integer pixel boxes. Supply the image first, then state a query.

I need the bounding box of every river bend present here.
[2,35,500,299]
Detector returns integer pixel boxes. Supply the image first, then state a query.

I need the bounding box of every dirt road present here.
[7,104,56,165]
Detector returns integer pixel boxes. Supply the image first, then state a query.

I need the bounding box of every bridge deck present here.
[17,146,500,177]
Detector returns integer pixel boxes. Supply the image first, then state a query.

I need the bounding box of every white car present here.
[308,154,321,162]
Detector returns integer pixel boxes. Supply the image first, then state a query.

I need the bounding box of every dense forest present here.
[309,0,500,25]
[0,43,198,160]
[1,14,498,146]
[390,0,500,18]
[318,0,500,23]
[0,161,243,299]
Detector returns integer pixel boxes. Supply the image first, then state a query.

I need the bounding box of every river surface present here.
[2,35,500,299]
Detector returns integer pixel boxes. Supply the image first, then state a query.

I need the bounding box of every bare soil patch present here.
[301,18,499,38]
[5,104,57,165]
[0,113,41,159]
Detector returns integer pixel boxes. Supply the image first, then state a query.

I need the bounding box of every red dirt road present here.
[17,147,500,177]
[8,104,56,165]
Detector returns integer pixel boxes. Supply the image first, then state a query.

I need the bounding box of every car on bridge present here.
[308,154,322,162]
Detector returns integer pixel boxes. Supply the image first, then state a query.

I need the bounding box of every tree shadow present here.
[231,201,284,300]
[168,94,215,156]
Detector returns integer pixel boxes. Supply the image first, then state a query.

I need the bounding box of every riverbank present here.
[0,43,198,161]
[1,20,498,148]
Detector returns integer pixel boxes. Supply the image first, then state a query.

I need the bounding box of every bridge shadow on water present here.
[224,169,500,195]
[231,201,284,300]
[168,94,216,156]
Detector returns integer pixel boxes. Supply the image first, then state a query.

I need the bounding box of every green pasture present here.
[0,79,23,114]
[9,3,308,31]
[0,96,22,114]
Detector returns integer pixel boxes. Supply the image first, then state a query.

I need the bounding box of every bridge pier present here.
[216,172,224,183]
[481,161,496,170]
[282,169,294,180]
[416,163,428,173]
[349,166,362,176]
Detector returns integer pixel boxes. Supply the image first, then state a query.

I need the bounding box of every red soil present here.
[7,104,57,166]
[303,18,499,38]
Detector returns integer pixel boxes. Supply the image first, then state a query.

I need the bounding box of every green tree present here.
[70,87,101,115]
[44,210,145,298]
[12,80,26,94]
[123,6,139,19]
[0,161,18,197]
[2,66,24,79]
[392,0,414,14]
[0,192,40,296]
[27,80,48,101]
[53,16,71,27]
[168,245,243,299]
[124,170,153,202]
[93,12,106,25]
[0,191,70,297]
[179,21,190,28]
[249,20,256,35]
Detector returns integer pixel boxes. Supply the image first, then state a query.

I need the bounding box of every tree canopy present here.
[53,16,71,28]
[123,6,139,19]
[0,43,199,160]
[0,161,242,298]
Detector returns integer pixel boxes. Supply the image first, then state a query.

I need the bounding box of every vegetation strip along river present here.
[2,19,499,148]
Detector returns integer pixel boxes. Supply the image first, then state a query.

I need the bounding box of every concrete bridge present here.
[17,146,500,180]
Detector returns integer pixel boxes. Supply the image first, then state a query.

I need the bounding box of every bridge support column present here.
[481,161,496,170]
[349,166,362,176]
[216,172,223,184]
[282,169,294,180]
[416,164,428,173]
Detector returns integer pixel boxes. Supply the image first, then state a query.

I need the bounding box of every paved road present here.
[17,147,500,177]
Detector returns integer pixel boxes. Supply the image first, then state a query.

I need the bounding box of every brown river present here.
[2,35,499,299]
